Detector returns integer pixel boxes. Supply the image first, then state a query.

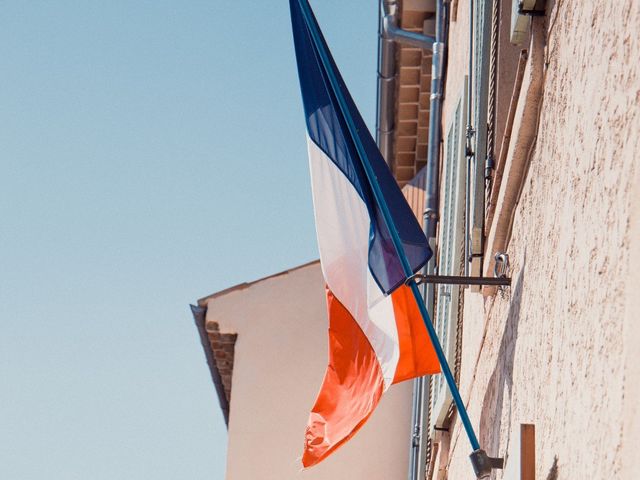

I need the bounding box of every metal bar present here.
[297,0,482,456]
[416,275,511,286]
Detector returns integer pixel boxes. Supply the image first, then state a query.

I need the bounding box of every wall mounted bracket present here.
[470,449,505,478]
[406,273,511,287]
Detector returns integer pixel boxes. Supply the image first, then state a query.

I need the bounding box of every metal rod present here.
[297,0,482,455]
[413,274,511,286]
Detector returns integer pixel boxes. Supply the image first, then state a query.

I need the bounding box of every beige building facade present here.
[384,0,640,479]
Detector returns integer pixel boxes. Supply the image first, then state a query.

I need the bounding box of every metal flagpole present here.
[297,0,503,476]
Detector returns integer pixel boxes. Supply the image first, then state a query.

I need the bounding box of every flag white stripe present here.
[307,136,399,388]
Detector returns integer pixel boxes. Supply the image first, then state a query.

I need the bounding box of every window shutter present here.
[429,78,468,432]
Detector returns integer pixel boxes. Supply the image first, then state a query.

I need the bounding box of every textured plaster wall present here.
[204,262,416,480]
[442,1,640,478]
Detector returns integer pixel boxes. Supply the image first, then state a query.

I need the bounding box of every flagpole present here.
[297,1,502,476]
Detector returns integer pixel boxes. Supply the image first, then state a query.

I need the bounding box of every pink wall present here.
[438,1,640,478]
[204,262,416,479]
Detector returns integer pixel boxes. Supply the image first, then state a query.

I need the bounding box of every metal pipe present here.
[375,4,440,474]
[417,1,448,479]
[424,2,446,239]
[464,0,475,276]
[409,372,422,479]
[414,376,428,479]
[376,1,448,478]
[376,0,436,169]
[376,4,397,167]
[381,1,436,49]
[416,237,436,480]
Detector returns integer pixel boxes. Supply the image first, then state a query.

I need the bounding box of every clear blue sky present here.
[0,1,377,478]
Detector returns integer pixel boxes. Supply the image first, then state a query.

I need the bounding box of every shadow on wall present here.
[478,252,526,465]
[545,456,559,480]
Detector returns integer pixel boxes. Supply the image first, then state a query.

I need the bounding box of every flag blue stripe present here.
[291,0,432,294]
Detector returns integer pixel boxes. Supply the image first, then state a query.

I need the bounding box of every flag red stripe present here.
[390,285,441,384]
[302,286,385,467]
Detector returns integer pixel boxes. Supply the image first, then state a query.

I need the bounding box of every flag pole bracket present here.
[469,449,505,478]
[405,274,511,287]
[406,251,511,287]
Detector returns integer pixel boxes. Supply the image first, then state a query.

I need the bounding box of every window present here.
[429,79,468,431]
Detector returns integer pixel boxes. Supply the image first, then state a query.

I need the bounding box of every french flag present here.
[290,0,441,468]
